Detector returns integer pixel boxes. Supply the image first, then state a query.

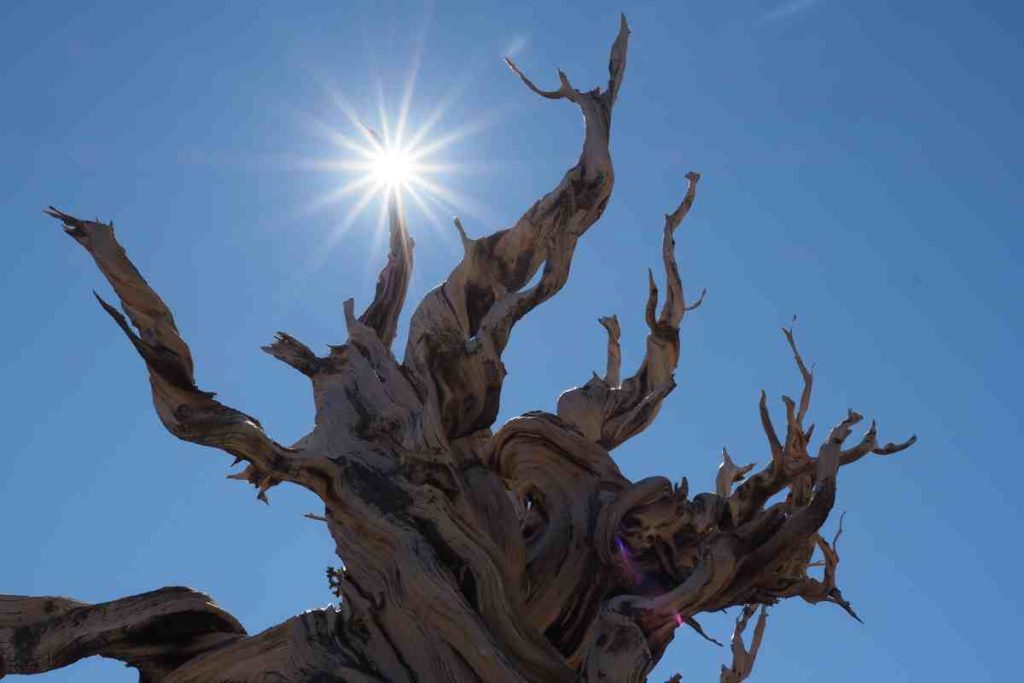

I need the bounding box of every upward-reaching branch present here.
[727,329,915,525]
[401,17,631,439]
[44,208,328,502]
[556,172,705,450]
[720,605,769,683]
[359,192,414,350]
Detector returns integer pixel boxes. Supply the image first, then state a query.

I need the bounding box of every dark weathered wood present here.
[0,587,245,680]
[6,17,915,682]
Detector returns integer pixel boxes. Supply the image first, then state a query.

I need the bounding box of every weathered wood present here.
[557,171,706,451]
[0,587,244,680]
[6,16,916,682]
[719,605,768,683]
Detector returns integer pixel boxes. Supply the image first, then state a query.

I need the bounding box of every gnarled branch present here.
[358,195,414,349]
[556,171,705,450]
[727,329,915,525]
[720,605,768,683]
[402,17,630,440]
[0,587,244,680]
[44,208,330,503]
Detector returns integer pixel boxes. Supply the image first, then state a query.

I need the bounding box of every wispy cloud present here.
[763,0,820,22]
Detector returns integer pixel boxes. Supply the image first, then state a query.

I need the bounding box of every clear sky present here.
[1,1,1021,680]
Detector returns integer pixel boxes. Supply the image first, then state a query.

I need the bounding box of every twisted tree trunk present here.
[2,17,914,682]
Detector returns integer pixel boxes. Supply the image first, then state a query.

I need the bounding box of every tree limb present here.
[358,195,414,349]
[727,330,914,525]
[0,587,245,680]
[716,448,755,497]
[556,172,705,450]
[44,208,329,502]
[720,605,768,683]
[402,17,630,439]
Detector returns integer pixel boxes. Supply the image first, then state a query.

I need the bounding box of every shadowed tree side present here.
[2,16,914,682]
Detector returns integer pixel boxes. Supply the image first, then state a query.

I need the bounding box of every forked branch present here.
[720,605,769,683]
[557,172,705,450]
[44,208,328,502]
[401,17,631,439]
[727,329,916,524]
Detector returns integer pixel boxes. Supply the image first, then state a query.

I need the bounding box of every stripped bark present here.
[5,16,915,682]
[0,588,244,681]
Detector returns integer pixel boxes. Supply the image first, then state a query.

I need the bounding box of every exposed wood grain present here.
[0,588,244,680]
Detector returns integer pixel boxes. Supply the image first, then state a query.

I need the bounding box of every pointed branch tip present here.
[453,216,470,244]
[504,57,573,100]
[873,434,918,455]
[684,288,707,311]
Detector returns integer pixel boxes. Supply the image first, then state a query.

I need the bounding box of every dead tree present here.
[1,17,914,682]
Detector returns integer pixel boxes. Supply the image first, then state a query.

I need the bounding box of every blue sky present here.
[1,1,1021,680]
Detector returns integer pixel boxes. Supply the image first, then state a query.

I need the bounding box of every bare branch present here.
[782,327,813,425]
[604,13,631,107]
[725,411,859,588]
[785,513,864,623]
[557,171,703,450]
[728,329,916,527]
[599,314,622,386]
[359,195,414,348]
[452,216,471,246]
[402,18,630,439]
[0,587,245,679]
[1,586,388,682]
[759,390,785,470]
[46,208,327,502]
[658,172,702,328]
[874,434,918,455]
[720,605,769,683]
[842,420,917,465]
[716,448,756,497]
[684,614,724,647]
[262,331,325,376]
[504,59,576,100]
[645,269,659,330]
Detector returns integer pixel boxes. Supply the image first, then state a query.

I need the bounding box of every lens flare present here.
[293,37,499,282]
[371,146,418,189]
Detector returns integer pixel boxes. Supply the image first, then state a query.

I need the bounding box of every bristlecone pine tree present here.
[1,17,916,683]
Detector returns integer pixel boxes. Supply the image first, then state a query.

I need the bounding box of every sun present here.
[298,104,482,258]
[333,126,431,201]
[297,67,491,261]
[370,145,419,192]
[315,114,458,218]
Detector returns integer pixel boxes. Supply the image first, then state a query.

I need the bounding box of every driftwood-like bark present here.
[719,605,768,683]
[0,588,245,680]
[4,16,917,682]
